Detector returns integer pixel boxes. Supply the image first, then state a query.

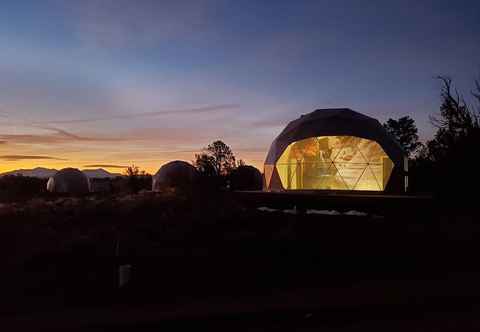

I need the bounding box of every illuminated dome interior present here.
[263,108,406,192]
[274,135,394,191]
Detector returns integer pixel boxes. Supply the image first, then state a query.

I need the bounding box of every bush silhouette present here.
[0,175,48,202]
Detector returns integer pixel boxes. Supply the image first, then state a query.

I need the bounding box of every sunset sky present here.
[1,0,479,174]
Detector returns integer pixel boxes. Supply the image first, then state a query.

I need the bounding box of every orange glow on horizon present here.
[0,155,265,175]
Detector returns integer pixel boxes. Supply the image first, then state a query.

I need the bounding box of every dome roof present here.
[230,165,263,191]
[265,108,404,166]
[264,108,407,192]
[47,168,90,194]
[152,161,198,191]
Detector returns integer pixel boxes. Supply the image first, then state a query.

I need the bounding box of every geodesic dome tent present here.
[46,168,90,194]
[264,108,407,192]
[230,165,263,191]
[152,161,198,191]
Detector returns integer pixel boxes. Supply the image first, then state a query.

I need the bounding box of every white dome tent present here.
[152,161,198,191]
[264,108,407,193]
[46,168,90,194]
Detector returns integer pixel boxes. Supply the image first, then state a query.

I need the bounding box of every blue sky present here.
[0,0,479,172]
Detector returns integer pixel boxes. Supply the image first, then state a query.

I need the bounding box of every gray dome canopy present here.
[230,165,263,191]
[264,108,407,192]
[47,168,90,194]
[152,160,198,191]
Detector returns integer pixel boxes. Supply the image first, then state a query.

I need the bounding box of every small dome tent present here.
[264,108,407,193]
[46,168,90,194]
[230,165,263,191]
[152,161,198,191]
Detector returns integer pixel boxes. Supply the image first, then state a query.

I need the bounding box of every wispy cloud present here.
[38,126,125,142]
[0,133,67,145]
[83,164,127,169]
[234,147,269,153]
[0,106,9,118]
[0,140,6,145]
[0,126,124,145]
[248,106,307,129]
[28,104,238,125]
[65,0,217,49]
[0,155,67,161]
[38,126,87,140]
[250,119,286,128]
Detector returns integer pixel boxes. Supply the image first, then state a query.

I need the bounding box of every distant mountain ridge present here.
[0,167,123,179]
[82,169,123,179]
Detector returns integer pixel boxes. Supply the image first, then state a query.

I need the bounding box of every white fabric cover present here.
[46,168,90,194]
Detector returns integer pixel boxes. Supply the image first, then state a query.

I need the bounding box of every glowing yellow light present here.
[275,136,394,191]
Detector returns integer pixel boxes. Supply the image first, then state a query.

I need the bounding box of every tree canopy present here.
[409,75,480,196]
[425,76,480,162]
[383,116,422,157]
[194,140,237,177]
[124,164,149,193]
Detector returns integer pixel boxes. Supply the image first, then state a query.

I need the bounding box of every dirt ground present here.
[1,191,479,330]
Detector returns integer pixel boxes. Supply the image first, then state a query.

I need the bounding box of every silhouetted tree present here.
[125,165,141,177]
[412,75,480,198]
[194,153,217,177]
[194,140,236,177]
[383,116,422,157]
[194,140,238,191]
[427,76,479,162]
[473,79,480,107]
[124,164,150,193]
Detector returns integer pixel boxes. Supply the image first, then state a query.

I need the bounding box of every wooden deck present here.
[234,190,434,214]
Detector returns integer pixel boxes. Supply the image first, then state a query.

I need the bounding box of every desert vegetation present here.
[1,186,479,329]
[0,175,48,202]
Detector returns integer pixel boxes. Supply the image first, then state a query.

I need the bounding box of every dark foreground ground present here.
[1,191,479,330]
